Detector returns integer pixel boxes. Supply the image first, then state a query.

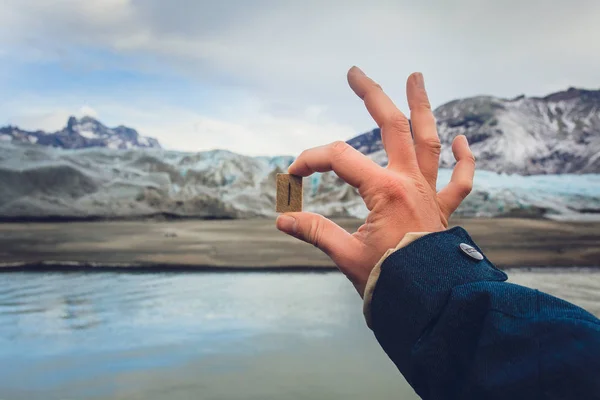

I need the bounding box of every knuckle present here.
[366,81,383,93]
[420,137,442,155]
[384,112,411,133]
[412,100,432,111]
[308,215,326,248]
[377,176,408,202]
[456,180,473,198]
[412,176,432,197]
[330,140,350,160]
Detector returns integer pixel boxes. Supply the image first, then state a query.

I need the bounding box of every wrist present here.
[363,231,432,326]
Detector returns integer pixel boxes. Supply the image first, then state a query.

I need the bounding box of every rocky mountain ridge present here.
[349,87,600,175]
[0,116,161,150]
[3,86,599,175]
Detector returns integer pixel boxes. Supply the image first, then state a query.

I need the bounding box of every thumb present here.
[276,212,361,265]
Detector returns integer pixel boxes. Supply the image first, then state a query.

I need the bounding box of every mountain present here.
[348,87,600,175]
[0,116,161,150]
[1,87,599,221]
[4,86,599,173]
[0,140,599,221]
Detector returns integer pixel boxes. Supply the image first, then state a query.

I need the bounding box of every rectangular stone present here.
[276,174,303,213]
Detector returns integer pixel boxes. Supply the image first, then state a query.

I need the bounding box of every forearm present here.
[367,227,600,399]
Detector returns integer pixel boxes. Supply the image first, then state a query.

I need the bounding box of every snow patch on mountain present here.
[0,116,161,150]
[0,141,598,221]
[1,86,599,220]
[348,88,600,175]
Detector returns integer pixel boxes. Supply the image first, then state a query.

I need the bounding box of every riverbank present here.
[1,218,599,271]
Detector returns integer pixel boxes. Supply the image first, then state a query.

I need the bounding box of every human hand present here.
[276,67,475,296]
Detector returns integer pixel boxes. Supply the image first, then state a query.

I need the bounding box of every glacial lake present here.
[1,269,599,400]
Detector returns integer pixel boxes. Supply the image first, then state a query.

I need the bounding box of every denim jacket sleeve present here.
[368,227,600,400]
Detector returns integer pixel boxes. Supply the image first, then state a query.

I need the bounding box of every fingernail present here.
[414,72,425,88]
[351,66,366,76]
[276,215,297,234]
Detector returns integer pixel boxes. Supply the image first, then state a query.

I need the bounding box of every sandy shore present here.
[0,218,599,270]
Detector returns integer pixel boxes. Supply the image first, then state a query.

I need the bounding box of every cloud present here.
[78,105,99,119]
[1,0,599,154]
[3,94,354,155]
[4,101,98,132]
[117,102,356,156]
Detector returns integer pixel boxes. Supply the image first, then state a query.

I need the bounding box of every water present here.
[0,270,599,399]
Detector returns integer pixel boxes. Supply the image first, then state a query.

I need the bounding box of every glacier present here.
[0,141,598,221]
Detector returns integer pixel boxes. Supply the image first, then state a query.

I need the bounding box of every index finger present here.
[288,141,381,189]
[347,67,417,172]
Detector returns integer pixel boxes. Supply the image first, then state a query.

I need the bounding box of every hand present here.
[276,67,475,296]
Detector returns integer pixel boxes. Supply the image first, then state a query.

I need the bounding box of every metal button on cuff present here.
[459,243,484,261]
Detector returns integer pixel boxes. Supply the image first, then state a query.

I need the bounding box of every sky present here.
[0,0,599,156]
